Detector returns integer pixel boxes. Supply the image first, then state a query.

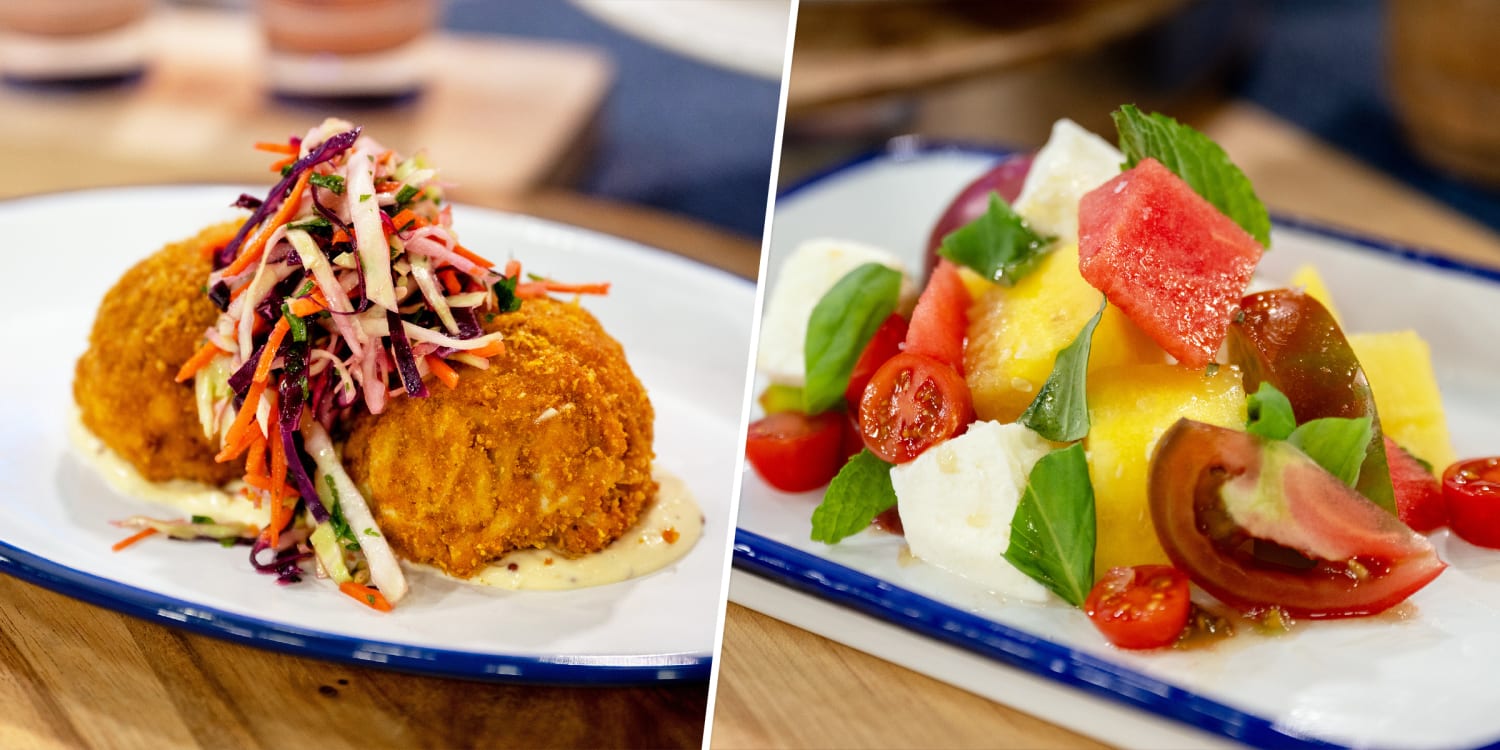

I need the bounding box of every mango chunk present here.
[1289,264,1343,325]
[1349,330,1456,471]
[1086,364,1247,577]
[965,243,1164,423]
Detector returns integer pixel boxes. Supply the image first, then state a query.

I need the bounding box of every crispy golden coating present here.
[73,222,242,485]
[341,298,656,578]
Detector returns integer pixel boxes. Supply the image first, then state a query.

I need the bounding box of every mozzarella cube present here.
[890,421,1053,601]
[1013,119,1124,243]
[756,238,914,386]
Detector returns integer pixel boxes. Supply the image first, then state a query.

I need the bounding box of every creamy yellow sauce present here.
[68,409,270,527]
[467,470,704,591]
[71,411,701,591]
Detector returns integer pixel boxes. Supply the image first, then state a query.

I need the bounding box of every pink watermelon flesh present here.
[1078,158,1264,369]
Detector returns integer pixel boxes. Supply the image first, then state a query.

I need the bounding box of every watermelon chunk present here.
[1385,435,1447,533]
[904,259,970,374]
[1078,158,1263,369]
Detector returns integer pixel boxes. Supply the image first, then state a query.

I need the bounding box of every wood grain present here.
[0,574,707,750]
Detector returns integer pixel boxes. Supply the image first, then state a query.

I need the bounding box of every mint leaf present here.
[1289,416,1373,488]
[810,450,897,544]
[1112,105,1271,247]
[937,193,1053,286]
[1019,302,1104,442]
[1246,382,1296,440]
[1005,444,1096,607]
[804,264,903,414]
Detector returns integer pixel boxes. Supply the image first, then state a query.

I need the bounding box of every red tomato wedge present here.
[903,259,970,375]
[1443,458,1500,548]
[845,313,908,406]
[858,352,973,464]
[1150,419,1445,618]
[746,411,846,493]
[1084,566,1192,650]
[1387,436,1447,533]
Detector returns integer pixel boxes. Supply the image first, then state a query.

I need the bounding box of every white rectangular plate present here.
[734,147,1500,748]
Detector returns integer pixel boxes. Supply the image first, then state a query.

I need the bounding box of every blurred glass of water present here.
[257,0,441,105]
[0,0,154,86]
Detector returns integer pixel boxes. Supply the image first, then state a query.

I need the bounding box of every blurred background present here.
[777,0,1500,266]
[0,0,789,276]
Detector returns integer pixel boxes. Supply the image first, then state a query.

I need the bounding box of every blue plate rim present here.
[743,141,1500,748]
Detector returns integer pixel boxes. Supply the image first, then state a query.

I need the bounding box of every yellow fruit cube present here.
[1289,263,1343,325]
[1086,364,1247,577]
[965,243,1164,423]
[1350,330,1456,471]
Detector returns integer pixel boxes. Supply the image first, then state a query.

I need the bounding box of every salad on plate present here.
[745,106,1497,650]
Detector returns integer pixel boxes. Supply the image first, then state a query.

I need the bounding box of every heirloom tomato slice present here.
[1150,419,1445,618]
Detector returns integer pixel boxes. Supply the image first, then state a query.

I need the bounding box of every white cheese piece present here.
[756,238,914,386]
[890,421,1054,601]
[1013,118,1125,243]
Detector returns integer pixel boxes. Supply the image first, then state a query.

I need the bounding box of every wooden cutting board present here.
[0,7,611,202]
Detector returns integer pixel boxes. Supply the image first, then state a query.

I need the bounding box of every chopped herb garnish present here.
[937,193,1054,286]
[191,515,214,524]
[296,279,316,297]
[282,303,308,343]
[289,216,332,230]
[309,173,346,194]
[395,184,421,205]
[220,538,238,548]
[810,450,897,544]
[1019,303,1104,442]
[493,275,523,313]
[280,164,293,177]
[803,263,903,415]
[1005,443,1097,607]
[363,528,381,537]
[359,193,372,202]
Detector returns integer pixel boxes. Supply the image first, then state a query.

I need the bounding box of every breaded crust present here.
[73,222,242,485]
[341,298,656,578]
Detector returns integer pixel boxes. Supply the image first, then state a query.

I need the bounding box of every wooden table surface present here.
[710,102,1500,749]
[0,11,762,745]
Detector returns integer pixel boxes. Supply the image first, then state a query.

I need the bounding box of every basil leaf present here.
[1004,443,1096,607]
[937,193,1053,286]
[1112,105,1271,247]
[803,264,903,414]
[1246,382,1296,441]
[810,450,896,544]
[1019,302,1104,442]
[1289,416,1373,488]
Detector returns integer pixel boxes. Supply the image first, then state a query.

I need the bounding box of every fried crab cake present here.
[73,222,242,485]
[341,298,656,578]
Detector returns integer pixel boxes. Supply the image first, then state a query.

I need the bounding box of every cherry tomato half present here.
[745,410,845,493]
[1443,457,1500,549]
[844,313,908,406]
[1084,565,1192,650]
[858,352,973,464]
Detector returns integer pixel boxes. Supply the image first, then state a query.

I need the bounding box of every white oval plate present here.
[735,146,1500,748]
[0,185,754,683]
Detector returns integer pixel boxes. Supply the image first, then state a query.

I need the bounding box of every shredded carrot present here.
[426,356,460,389]
[253,318,291,384]
[267,395,287,547]
[112,527,158,553]
[438,268,461,295]
[516,281,610,299]
[269,155,297,173]
[453,244,494,268]
[214,419,261,463]
[331,228,350,244]
[389,208,426,233]
[287,296,325,317]
[467,339,506,358]
[245,431,269,478]
[230,282,252,302]
[175,341,226,383]
[377,149,396,165]
[254,141,298,155]
[311,288,330,308]
[243,474,299,497]
[503,259,521,279]
[339,581,394,612]
[221,171,313,278]
[220,380,267,457]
